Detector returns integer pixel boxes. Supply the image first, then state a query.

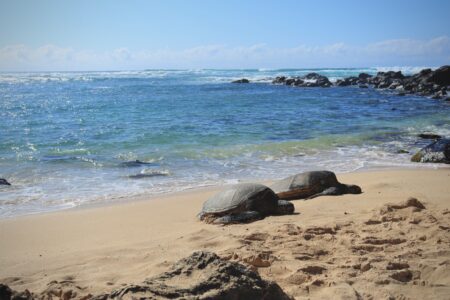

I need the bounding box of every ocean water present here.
[1,68,449,217]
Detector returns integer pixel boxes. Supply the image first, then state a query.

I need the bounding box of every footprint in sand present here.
[386,262,410,270]
[390,270,414,282]
[277,224,302,236]
[363,237,407,245]
[242,232,269,242]
[300,265,327,275]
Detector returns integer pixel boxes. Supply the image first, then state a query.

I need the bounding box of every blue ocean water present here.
[1,68,449,217]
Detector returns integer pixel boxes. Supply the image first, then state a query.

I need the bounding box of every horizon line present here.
[0,65,444,74]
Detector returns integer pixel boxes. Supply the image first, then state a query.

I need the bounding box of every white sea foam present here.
[374,66,435,75]
[0,142,443,219]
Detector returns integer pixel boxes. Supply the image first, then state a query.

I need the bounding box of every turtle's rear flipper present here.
[305,187,342,200]
[213,211,263,224]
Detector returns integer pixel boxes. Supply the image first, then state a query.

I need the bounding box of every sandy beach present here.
[2,1,449,299]
[1,168,449,299]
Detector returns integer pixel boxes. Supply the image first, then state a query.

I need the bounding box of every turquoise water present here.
[1,68,449,217]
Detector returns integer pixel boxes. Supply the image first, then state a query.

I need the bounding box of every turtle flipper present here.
[305,187,342,200]
[213,211,263,224]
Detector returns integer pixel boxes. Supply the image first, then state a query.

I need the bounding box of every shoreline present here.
[1,167,449,298]
[1,164,447,221]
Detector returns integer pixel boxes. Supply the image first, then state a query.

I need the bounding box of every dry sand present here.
[0,168,449,299]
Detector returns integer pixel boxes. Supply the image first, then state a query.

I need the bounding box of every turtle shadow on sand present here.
[271,170,362,200]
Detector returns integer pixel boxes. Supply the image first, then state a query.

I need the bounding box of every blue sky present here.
[0,0,449,70]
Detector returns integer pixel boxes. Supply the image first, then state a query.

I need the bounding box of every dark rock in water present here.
[120,160,157,167]
[345,65,450,99]
[303,72,322,80]
[336,76,366,87]
[388,81,402,89]
[398,66,449,97]
[418,133,442,140]
[316,77,332,87]
[335,79,351,86]
[292,78,304,86]
[273,73,332,88]
[377,80,391,89]
[285,78,296,86]
[232,78,250,83]
[428,65,450,86]
[432,90,447,99]
[97,251,291,299]
[304,73,332,87]
[272,65,449,100]
[379,71,405,80]
[359,84,368,88]
[411,138,450,163]
[368,71,405,89]
[282,77,305,86]
[272,76,286,84]
[358,73,372,80]
[0,178,11,186]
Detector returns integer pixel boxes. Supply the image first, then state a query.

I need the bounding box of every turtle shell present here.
[271,171,339,200]
[201,183,278,216]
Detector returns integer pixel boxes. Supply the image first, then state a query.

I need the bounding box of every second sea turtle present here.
[271,170,362,200]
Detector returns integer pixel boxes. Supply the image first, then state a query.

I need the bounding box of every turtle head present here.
[344,184,362,194]
[275,200,295,215]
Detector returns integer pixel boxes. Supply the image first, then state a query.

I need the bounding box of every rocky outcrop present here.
[0,252,292,300]
[336,73,373,87]
[272,73,332,87]
[232,78,250,83]
[369,71,405,89]
[268,66,449,99]
[367,66,449,98]
[0,178,11,186]
[98,251,291,299]
[428,65,450,86]
[411,138,450,163]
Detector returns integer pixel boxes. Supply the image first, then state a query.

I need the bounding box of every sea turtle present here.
[198,183,294,224]
[271,170,362,200]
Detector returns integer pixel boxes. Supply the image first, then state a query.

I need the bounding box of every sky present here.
[0,0,449,71]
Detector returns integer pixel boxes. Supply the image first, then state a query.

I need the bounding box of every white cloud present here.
[365,36,450,56]
[0,36,449,71]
